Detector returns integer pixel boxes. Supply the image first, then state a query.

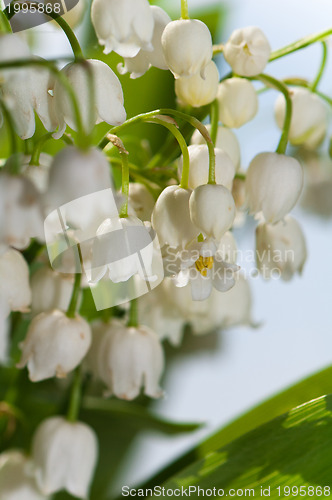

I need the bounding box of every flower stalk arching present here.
[127,298,138,328]
[311,41,328,92]
[119,150,130,218]
[209,99,219,147]
[67,365,82,422]
[269,27,332,62]
[255,73,292,155]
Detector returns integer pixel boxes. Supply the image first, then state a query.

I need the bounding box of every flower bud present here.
[217,77,258,128]
[127,182,155,221]
[30,267,75,316]
[189,184,236,240]
[256,216,307,280]
[151,185,199,247]
[161,19,212,78]
[178,145,235,190]
[94,321,164,399]
[275,87,328,150]
[17,310,91,382]
[175,60,219,107]
[191,125,241,171]
[245,152,303,223]
[0,450,47,500]
[0,173,44,250]
[118,6,171,78]
[91,0,154,57]
[54,59,126,135]
[223,26,271,77]
[0,249,31,314]
[32,416,98,498]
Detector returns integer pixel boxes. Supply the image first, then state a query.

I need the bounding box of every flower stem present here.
[127,298,138,327]
[29,132,53,166]
[209,99,219,146]
[0,100,19,170]
[119,151,130,218]
[0,8,12,32]
[66,244,83,318]
[269,27,332,61]
[311,41,328,92]
[181,0,189,19]
[67,366,82,422]
[255,74,292,155]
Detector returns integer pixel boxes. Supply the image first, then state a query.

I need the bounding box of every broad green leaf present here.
[153,394,332,498]
[142,365,332,489]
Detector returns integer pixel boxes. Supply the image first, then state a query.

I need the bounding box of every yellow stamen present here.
[195,256,214,276]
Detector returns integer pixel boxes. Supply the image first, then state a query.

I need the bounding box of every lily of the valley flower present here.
[0,248,31,314]
[54,59,126,135]
[223,26,271,77]
[174,237,239,301]
[118,5,171,79]
[275,87,328,150]
[161,19,212,78]
[151,185,199,247]
[175,60,219,107]
[91,0,154,57]
[30,267,76,316]
[217,77,258,128]
[22,153,52,193]
[191,125,241,171]
[17,310,91,382]
[246,152,303,223]
[189,184,236,240]
[88,320,164,399]
[256,216,307,280]
[127,182,155,221]
[0,450,48,500]
[178,144,235,190]
[0,172,44,251]
[32,417,98,498]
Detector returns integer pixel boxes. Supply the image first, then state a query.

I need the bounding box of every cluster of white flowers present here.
[0,0,330,495]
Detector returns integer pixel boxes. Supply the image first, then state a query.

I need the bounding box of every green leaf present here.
[82,396,203,435]
[153,394,332,497]
[142,365,332,489]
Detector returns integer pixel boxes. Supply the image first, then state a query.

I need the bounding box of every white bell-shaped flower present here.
[32,417,98,498]
[45,146,117,232]
[91,215,156,283]
[22,153,52,193]
[0,172,44,250]
[91,0,154,57]
[217,77,258,128]
[175,60,219,107]
[189,184,236,240]
[256,216,307,281]
[127,182,155,221]
[161,19,212,78]
[178,144,235,190]
[275,87,328,150]
[151,185,199,248]
[94,320,164,399]
[223,26,271,77]
[17,310,91,382]
[0,248,31,314]
[0,450,48,500]
[30,267,76,316]
[0,34,31,81]
[245,152,303,224]
[54,59,126,135]
[191,125,241,171]
[299,151,332,217]
[118,6,171,79]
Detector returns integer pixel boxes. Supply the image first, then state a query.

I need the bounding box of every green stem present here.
[0,99,19,169]
[269,27,332,61]
[212,44,224,56]
[67,366,82,422]
[119,151,130,218]
[283,77,332,107]
[181,0,189,19]
[29,132,53,165]
[0,8,12,32]
[209,99,219,146]
[127,298,138,327]
[66,244,83,318]
[255,74,292,155]
[311,41,328,92]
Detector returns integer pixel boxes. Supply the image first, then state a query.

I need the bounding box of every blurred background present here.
[10,0,332,496]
